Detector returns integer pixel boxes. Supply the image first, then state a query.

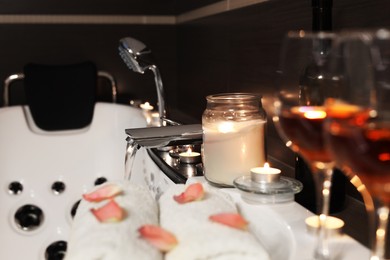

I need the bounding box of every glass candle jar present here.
[202,93,267,187]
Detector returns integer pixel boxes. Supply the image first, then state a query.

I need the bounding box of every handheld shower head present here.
[119,37,166,122]
[119,37,154,74]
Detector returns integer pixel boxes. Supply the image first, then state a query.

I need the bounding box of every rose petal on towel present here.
[173,183,204,204]
[91,199,125,223]
[83,183,122,202]
[138,224,178,252]
[209,213,249,230]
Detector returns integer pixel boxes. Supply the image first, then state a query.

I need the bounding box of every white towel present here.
[65,181,162,260]
[159,184,270,260]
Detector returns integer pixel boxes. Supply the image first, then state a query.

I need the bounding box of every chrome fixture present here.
[124,124,203,180]
[119,37,202,179]
[3,71,117,107]
[118,37,166,124]
[125,124,202,148]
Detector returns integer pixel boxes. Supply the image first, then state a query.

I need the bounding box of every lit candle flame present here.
[218,122,234,133]
[297,107,327,119]
[303,110,326,119]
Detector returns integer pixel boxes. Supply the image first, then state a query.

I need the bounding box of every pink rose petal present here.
[91,199,125,223]
[83,183,122,202]
[138,225,178,252]
[173,183,204,204]
[209,213,249,230]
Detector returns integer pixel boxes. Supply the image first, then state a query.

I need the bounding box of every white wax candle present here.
[179,148,201,164]
[250,163,281,183]
[150,112,161,127]
[203,119,266,186]
[250,163,281,175]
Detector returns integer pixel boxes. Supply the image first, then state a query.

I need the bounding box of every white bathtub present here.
[0,102,152,259]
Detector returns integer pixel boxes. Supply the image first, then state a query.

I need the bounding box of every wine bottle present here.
[295,0,347,214]
[312,0,332,32]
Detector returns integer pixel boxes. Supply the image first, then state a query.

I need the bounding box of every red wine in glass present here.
[325,105,390,203]
[277,106,332,164]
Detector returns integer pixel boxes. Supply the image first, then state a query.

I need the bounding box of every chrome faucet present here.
[119,37,203,180]
[124,124,202,180]
[118,37,166,124]
[125,124,202,148]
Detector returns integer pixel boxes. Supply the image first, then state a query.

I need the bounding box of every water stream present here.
[124,137,140,180]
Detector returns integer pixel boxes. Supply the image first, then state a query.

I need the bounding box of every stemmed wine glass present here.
[273,30,338,259]
[324,29,390,259]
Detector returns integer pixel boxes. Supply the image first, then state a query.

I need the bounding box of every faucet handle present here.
[162,118,181,126]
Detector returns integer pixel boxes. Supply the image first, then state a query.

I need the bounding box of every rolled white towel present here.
[65,181,162,260]
[159,183,270,260]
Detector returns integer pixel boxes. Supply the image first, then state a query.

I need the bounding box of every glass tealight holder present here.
[234,164,303,204]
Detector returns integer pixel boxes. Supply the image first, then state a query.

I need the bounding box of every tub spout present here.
[125,124,202,149]
[124,124,202,180]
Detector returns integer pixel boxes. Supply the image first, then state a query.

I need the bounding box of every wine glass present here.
[324,29,390,259]
[273,30,338,259]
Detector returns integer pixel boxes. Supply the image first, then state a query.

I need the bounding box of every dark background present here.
[1,0,389,120]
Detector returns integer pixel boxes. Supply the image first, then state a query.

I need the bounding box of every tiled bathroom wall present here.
[176,0,390,118]
[176,0,390,181]
[2,0,388,114]
[0,0,178,107]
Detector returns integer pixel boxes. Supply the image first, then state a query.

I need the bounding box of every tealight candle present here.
[250,163,281,183]
[140,102,154,126]
[305,215,344,236]
[179,148,201,164]
[140,102,154,111]
[150,112,162,127]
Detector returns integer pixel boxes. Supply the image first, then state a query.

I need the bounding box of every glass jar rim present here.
[206,93,262,103]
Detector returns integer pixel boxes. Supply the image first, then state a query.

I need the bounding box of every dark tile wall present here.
[0,24,178,107]
[176,0,390,166]
[177,0,390,119]
[175,0,222,13]
[0,0,177,15]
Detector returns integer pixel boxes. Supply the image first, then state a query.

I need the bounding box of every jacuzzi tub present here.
[0,102,150,259]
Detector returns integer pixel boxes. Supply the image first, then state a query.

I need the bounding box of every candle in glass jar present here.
[202,119,266,186]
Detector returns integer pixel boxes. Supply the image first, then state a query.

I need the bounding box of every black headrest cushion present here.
[23,61,97,131]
